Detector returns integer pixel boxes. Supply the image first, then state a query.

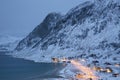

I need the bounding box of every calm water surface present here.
[0,52,64,80]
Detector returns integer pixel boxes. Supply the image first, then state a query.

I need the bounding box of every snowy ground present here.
[10,49,120,80]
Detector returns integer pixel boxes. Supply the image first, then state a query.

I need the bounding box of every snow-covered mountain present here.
[13,0,120,79]
[14,0,120,62]
[0,35,22,51]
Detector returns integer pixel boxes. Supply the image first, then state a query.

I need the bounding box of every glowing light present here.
[115,64,120,67]
[71,60,98,80]
[106,68,112,73]
[75,73,85,79]
[55,58,98,80]
[81,59,86,62]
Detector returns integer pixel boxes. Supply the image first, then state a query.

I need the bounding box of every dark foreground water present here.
[0,52,64,80]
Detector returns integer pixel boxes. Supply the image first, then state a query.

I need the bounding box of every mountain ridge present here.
[11,1,120,79]
[14,0,120,61]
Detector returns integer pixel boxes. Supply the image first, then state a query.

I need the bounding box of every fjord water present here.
[0,52,64,80]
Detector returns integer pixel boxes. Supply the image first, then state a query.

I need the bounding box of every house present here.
[52,58,59,63]
[75,73,85,79]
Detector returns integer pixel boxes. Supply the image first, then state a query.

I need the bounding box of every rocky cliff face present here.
[15,13,62,51]
[14,0,120,64]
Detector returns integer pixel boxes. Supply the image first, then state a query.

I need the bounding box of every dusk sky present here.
[0,0,88,37]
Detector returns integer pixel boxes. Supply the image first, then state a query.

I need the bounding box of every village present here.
[51,57,120,80]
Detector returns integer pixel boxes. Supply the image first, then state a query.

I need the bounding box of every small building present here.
[105,67,113,73]
[93,66,102,71]
[60,57,71,63]
[75,73,85,79]
[112,73,120,77]
[115,63,120,67]
[52,58,59,63]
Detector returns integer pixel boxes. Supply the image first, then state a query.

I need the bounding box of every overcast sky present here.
[0,0,88,37]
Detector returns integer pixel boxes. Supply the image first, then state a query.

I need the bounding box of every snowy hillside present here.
[13,0,120,80]
[0,35,22,51]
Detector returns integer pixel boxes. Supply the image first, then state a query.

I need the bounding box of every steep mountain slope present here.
[13,0,120,79]
[15,0,120,61]
[15,13,62,51]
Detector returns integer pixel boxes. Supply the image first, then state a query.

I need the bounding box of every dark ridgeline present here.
[15,1,95,51]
